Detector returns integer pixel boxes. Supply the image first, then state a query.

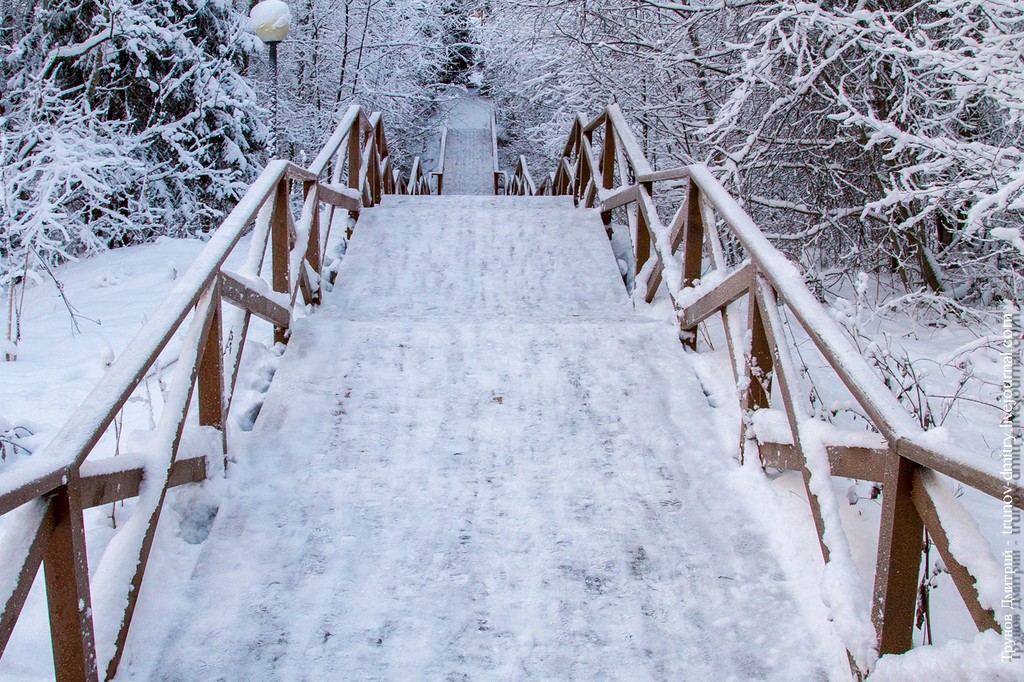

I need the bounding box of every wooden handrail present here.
[0,104,433,681]
[526,103,1017,673]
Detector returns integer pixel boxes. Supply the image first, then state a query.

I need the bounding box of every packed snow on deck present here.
[113,196,847,680]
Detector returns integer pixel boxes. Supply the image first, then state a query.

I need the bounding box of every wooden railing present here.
[508,104,1021,673]
[0,104,430,681]
[489,113,504,196]
[431,128,448,195]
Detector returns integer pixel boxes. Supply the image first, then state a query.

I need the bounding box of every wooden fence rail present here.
[0,104,429,681]
[507,103,1020,674]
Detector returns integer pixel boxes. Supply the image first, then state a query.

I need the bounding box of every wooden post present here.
[347,118,362,233]
[872,454,925,655]
[374,121,388,197]
[197,281,227,461]
[366,137,380,206]
[600,117,616,228]
[635,183,652,279]
[271,179,290,346]
[303,180,322,304]
[679,180,706,348]
[682,180,705,289]
[43,480,98,682]
[744,282,773,409]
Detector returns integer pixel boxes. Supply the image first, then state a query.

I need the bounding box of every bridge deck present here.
[442,128,494,195]
[131,197,838,679]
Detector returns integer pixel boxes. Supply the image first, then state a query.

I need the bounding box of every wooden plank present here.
[599,185,637,213]
[219,270,290,328]
[912,469,1000,633]
[599,117,617,224]
[637,167,690,183]
[78,455,208,510]
[0,499,54,656]
[872,454,925,656]
[317,183,360,210]
[490,112,501,178]
[283,162,318,182]
[758,441,887,482]
[517,156,537,196]
[43,480,98,682]
[601,117,616,192]
[681,261,754,329]
[897,436,1023,510]
[0,468,68,517]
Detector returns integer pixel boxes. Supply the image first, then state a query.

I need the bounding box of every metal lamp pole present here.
[250,1,291,158]
[269,41,279,157]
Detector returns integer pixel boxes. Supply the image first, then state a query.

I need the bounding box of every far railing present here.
[508,104,1021,675]
[489,112,504,196]
[0,104,431,681]
[431,128,448,195]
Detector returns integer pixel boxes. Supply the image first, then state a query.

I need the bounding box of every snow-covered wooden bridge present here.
[0,103,1018,681]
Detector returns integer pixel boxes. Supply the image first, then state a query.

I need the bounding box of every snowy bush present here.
[0,0,266,285]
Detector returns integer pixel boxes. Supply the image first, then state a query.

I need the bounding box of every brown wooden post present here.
[303,180,322,304]
[197,281,227,461]
[635,183,652,279]
[679,180,706,348]
[43,480,99,682]
[872,454,925,656]
[347,118,362,234]
[600,117,616,228]
[744,283,773,409]
[271,179,290,346]
[366,137,380,206]
[682,180,705,289]
[374,121,388,196]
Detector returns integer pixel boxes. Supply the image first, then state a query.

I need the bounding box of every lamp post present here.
[250,0,291,158]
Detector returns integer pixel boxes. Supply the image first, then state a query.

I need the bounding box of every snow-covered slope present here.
[121,196,845,679]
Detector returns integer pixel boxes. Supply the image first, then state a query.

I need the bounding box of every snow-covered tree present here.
[0,0,265,279]
[477,0,1024,305]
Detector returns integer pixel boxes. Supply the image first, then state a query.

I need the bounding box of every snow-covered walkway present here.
[128,196,839,679]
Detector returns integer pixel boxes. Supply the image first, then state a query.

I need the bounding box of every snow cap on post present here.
[250,0,291,43]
